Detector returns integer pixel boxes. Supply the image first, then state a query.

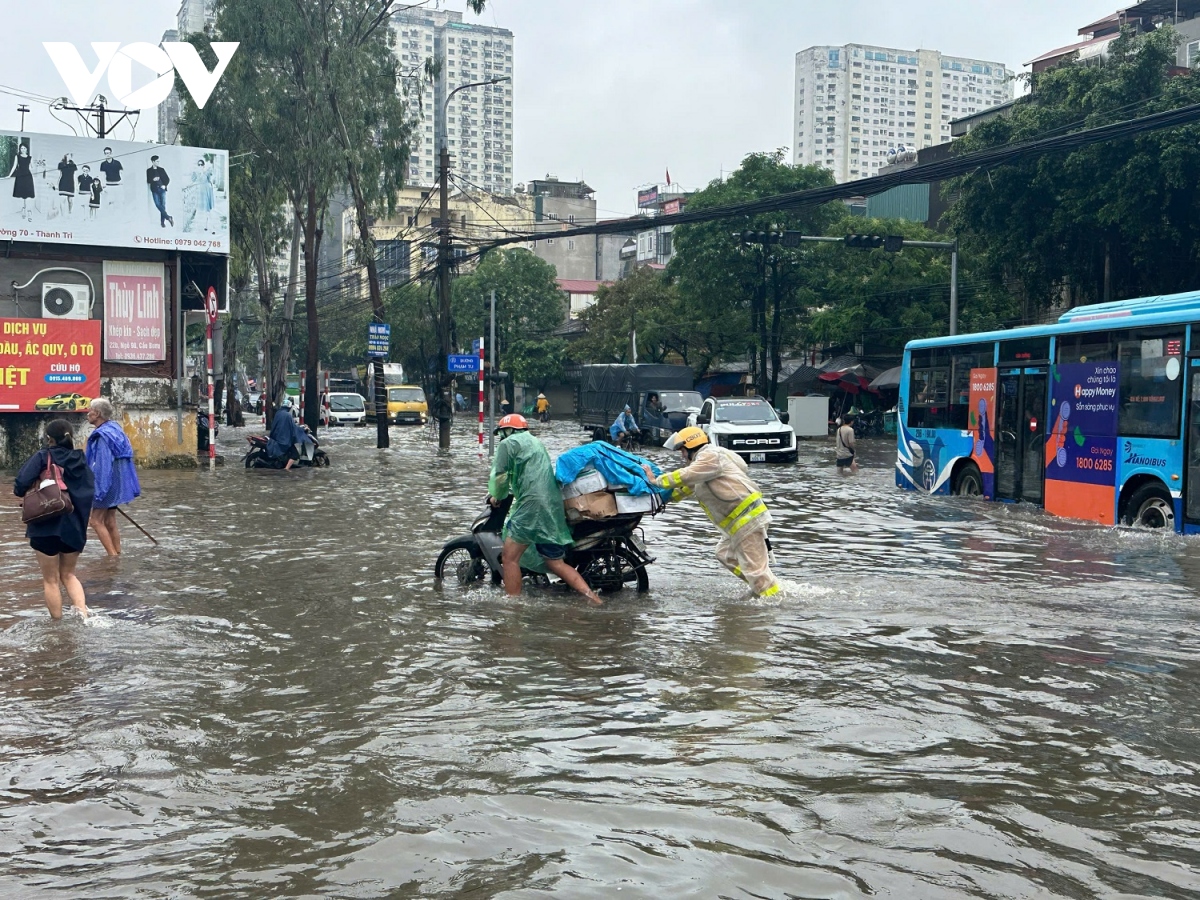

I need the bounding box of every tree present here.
[451,249,567,402]
[947,26,1200,318]
[669,150,842,397]
[575,267,685,364]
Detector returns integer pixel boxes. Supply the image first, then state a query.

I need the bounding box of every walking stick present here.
[116,507,159,545]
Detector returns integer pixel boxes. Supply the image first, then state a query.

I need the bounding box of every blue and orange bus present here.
[896,290,1200,532]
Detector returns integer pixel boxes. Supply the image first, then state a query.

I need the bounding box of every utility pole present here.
[488,288,497,457]
[435,76,511,451]
[55,95,136,139]
[437,144,453,449]
[17,104,29,130]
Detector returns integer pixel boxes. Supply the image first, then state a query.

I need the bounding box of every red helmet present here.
[495,413,528,433]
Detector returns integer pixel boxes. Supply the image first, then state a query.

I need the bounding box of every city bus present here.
[896,289,1200,532]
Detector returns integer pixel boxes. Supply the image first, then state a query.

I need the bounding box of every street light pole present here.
[436,75,510,450]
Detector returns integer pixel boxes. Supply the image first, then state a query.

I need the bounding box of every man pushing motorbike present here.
[644,426,781,598]
[488,414,604,605]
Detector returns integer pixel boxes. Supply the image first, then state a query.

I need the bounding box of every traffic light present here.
[884,235,905,253]
[844,234,885,249]
[739,228,784,245]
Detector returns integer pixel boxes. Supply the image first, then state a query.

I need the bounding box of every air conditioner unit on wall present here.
[41,283,91,320]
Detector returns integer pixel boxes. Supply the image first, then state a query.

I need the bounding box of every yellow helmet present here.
[668,426,710,451]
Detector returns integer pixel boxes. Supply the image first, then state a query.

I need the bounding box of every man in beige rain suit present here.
[645,426,780,598]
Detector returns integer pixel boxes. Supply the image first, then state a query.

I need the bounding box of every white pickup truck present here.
[688,396,797,463]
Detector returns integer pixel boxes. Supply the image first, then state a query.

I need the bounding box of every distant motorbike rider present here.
[266,407,314,470]
[645,426,780,598]
[609,404,639,446]
[487,414,603,605]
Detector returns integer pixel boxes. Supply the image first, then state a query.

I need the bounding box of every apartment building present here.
[794,44,1014,183]
[392,8,515,195]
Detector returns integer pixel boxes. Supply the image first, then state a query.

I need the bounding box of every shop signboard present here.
[103,261,166,362]
[0,318,102,412]
[0,129,229,254]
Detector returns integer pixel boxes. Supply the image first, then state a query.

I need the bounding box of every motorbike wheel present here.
[435,541,486,585]
[314,450,331,467]
[577,548,649,594]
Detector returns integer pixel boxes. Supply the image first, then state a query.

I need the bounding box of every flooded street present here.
[2,419,1199,898]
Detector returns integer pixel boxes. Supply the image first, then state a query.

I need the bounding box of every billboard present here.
[1044,361,1119,524]
[0,130,229,254]
[103,261,166,362]
[637,186,659,208]
[0,318,102,412]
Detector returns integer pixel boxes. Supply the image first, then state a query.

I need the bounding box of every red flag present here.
[665,168,671,186]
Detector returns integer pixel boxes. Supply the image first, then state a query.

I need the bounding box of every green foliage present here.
[451,249,567,365]
[575,267,686,363]
[505,337,569,389]
[947,26,1200,314]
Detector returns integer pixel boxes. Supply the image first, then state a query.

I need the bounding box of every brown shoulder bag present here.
[21,452,74,524]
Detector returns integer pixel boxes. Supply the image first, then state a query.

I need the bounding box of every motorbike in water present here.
[435,496,656,594]
[242,427,331,469]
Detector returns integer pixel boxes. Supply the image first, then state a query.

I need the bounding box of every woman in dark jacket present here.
[13,419,95,620]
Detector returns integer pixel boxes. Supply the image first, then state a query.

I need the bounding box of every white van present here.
[689,396,797,463]
[327,392,367,426]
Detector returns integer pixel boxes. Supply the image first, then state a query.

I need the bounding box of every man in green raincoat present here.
[488,414,604,605]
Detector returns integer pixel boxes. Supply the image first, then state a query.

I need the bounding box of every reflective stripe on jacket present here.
[654,445,771,535]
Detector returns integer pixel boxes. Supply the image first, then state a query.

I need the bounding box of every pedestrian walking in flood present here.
[645,426,781,598]
[12,419,95,620]
[836,411,859,475]
[85,399,141,557]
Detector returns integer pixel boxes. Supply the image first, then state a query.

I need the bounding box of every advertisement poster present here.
[1044,361,1119,524]
[968,368,996,498]
[0,130,229,254]
[0,318,101,412]
[103,261,166,362]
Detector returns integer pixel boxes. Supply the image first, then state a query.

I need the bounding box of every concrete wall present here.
[0,405,196,471]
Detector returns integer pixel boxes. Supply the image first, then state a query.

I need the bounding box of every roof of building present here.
[556,279,608,294]
[1026,31,1118,67]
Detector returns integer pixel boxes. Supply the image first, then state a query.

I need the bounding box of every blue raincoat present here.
[609,409,639,442]
[86,419,141,509]
[267,409,312,460]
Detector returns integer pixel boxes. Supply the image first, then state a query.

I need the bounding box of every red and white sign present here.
[205,286,219,323]
[0,318,101,412]
[103,261,166,363]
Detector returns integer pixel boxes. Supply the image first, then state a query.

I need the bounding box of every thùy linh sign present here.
[103,261,165,362]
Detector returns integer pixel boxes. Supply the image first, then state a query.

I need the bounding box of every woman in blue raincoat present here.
[85,398,141,557]
[267,406,313,469]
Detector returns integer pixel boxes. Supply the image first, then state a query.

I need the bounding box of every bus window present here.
[908,368,950,427]
[1118,331,1183,438]
[999,337,1050,364]
[1057,332,1115,365]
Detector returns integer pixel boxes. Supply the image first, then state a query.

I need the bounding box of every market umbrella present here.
[818,370,872,394]
[868,365,903,391]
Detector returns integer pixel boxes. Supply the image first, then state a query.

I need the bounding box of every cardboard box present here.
[563,490,618,520]
[560,468,609,499]
[613,491,657,515]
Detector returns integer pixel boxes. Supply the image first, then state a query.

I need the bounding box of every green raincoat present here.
[488,431,573,568]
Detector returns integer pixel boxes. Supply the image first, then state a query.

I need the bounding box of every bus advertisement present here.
[896,290,1198,532]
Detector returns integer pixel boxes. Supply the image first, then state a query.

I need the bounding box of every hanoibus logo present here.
[43,41,239,112]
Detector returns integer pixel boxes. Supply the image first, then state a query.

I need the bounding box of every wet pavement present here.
[1,418,1199,898]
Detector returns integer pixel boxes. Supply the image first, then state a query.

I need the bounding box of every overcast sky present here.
[1,0,1113,217]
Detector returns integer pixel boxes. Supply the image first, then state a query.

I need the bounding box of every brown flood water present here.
[1,419,1198,898]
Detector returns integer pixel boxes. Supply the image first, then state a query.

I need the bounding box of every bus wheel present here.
[1122,483,1175,529]
[953,463,983,497]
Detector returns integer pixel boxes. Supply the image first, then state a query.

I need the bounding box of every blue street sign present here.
[472,338,481,352]
[368,322,390,358]
[447,353,478,373]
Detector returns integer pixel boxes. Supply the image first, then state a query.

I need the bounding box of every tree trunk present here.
[273,215,302,414]
[225,279,244,425]
[768,266,784,407]
[343,156,390,448]
[302,184,322,434]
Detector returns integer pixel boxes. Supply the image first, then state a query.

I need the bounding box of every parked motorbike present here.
[435,496,655,594]
[242,427,331,469]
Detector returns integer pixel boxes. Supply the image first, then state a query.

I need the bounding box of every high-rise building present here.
[157,29,181,145]
[159,1,217,145]
[392,8,514,194]
[793,44,1014,183]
